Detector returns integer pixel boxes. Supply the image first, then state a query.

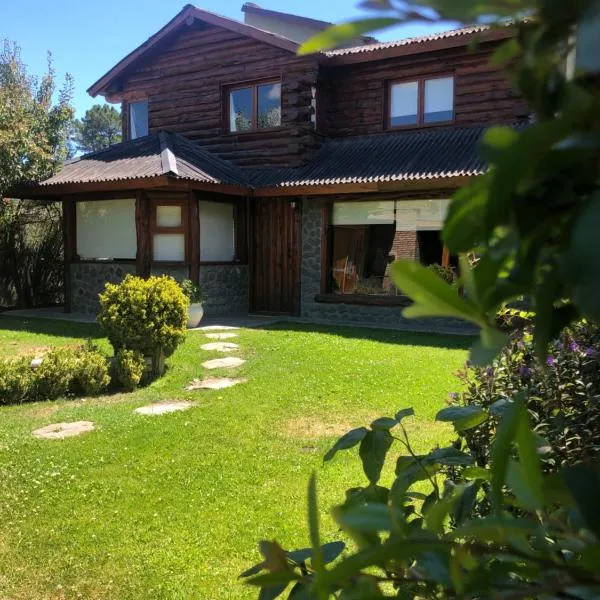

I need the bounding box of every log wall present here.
[318,42,529,137]
[117,22,319,167]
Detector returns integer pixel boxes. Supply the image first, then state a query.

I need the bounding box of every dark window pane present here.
[257,82,281,129]
[424,77,453,123]
[390,114,418,127]
[229,87,253,132]
[424,109,454,123]
[417,230,444,265]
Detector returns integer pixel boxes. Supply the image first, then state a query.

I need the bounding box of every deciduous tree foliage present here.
[243,1,600,598]
[72,104,121,154]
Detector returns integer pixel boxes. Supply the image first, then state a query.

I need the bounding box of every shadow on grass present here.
[0,316,102,341]
[262,321,475,350]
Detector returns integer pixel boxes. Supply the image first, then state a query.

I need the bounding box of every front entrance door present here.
[250,198,300,315]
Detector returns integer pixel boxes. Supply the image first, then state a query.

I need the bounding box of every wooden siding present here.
[118,22,319,167]
[318,41,529,138]
[250,198,300,314]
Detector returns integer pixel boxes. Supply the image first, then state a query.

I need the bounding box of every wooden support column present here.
[189,191,200,284]
[135,190,151,277]
[62,197,76,313]
[234,198,248,263]
[320,202,332,294]
[441,245,450,268]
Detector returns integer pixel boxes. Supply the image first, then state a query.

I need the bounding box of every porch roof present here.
[249,124,490,191]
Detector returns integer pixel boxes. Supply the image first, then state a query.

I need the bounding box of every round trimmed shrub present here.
[98,275,189,377]
[113,348,145,392]
[29,348,77,402]
[71,346,111,396]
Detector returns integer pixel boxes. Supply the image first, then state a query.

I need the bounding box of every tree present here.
[72,103,122,154]
[0,40,74,198]
[243,2,600,598]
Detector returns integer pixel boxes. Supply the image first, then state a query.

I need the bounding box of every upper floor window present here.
[227,80,281,133]
[389,76,454,128]
[129,100,149,139]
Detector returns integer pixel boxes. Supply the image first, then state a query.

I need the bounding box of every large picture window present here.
[76,199,137,260]
[330,199,452,296]
[389,76,454,128]
[227,80,281,133]
[199,201,235,262]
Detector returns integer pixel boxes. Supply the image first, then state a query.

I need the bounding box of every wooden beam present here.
[320,202,332,294]
[61,197,76,313]
[189,191,200,283]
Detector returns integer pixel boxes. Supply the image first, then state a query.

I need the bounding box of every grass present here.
[0,316,471,599]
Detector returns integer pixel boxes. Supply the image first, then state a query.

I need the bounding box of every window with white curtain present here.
[129,100,149,139]
[76,199,137,260]
[199,201,235,262]
[151,201,187,262]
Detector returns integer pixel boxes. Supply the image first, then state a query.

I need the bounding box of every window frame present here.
[149,198,189,264]
[128,99,149,140]
[224,78,282,135]
[386,74,455,130]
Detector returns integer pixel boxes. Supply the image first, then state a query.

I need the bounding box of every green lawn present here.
[0,317,470,600]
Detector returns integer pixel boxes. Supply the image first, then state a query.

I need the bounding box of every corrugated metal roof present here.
[249,125,488,188]
[324,24,491,57]
[38,132,248,187]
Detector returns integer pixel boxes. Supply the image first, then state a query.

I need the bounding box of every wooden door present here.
[250,198,300,315]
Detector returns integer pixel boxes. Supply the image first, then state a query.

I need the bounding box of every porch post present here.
[189,191,199,284]
[320,201,332,294]
[62,197,76,313]
[135,190,150,277]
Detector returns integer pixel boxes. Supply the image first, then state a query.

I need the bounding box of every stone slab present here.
[205,333,239,340]
[134,401,195,416]
[185,377,247,390]
[33,421,95,440]
[200,342,240,352]
[202,356,246,370]
[200,325,240,331]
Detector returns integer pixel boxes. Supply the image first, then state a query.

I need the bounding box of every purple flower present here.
[485,367,494,377]
[584,347,595,357]
[547,355,556,367]
[569,342,580,352]
[448,392,458,401]
[519,366,532,378]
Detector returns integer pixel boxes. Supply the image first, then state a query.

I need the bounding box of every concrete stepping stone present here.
[201,342,240,352]
[185,377,247,390]
[202,356,246,370]
[205,333,239,340]
[200,325,240,331]
[33,421,95,440]
[134,401,195,416]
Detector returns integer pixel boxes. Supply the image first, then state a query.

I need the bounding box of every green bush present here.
[28,348,77,402]
[427,263,456,285]
[98,275,189,376]
[0,357,32,404]
[71,344,111,396]
[448,322,600,470]
[113,348,145,392]
[180,279,203,304]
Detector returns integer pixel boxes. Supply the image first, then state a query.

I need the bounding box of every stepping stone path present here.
[135,401,195,416]
[33,421,95,440]
[202,356,246,370]
[201,342,239,352]
[205,333,239,340]
[201,325,240,331]
[186,377,247,390]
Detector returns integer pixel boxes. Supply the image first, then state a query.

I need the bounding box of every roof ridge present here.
[159,131,179,176]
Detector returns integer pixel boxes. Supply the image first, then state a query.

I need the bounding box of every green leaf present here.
[370,417,397,431]
[489,38,521,66]
[453,410,489,432]
[321,541,346,565]
[479,126,520,164]
[425,488,462,533]
[427,447,475,467]
[359,430,393,485]
[506,460,542,511]
[298,18,400,54]
[451,516,542,543]
[491,392,524,512]
[259,583,288,600]
[452,481,480,525]
[288,583,311,599]
[463,466,491,481]
[391,260,484,326]
[564,465,600,539]
[246,571,300,587]
[394,407,415,422]
[324,427,368,462]
[514,404,544,510]
[335,503,393,534]
[436,405,485,423]
[562,193,600,321]
[470,326,507,366]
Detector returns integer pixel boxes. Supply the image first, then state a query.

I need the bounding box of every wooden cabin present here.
[13,4,528,327]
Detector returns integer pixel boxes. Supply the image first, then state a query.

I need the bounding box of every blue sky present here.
[2,0,456,118]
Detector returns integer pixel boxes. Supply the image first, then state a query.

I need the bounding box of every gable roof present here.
[30,131,248,189]
[88,4,299,98]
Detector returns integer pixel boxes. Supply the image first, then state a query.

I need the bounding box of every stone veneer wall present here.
[198,265,249,317]
[71,262,137,315]
[300,199,469,332]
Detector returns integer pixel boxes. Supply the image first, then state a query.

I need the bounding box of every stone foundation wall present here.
[198,265,249,317]
[300,199,469,332]
[71,262,136,315]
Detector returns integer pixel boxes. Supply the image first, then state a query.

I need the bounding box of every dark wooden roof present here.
[249,124,489,189]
